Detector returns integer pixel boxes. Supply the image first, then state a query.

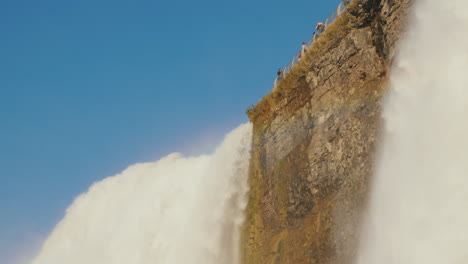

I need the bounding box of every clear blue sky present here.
[0,0,342,263]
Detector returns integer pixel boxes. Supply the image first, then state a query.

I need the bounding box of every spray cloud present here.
[32,123,252,264]
[358,0,468,263]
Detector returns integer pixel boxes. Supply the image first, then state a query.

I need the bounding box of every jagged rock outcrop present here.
[242,0,411,263]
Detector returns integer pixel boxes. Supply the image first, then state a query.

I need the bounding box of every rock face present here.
[242,1,411,263]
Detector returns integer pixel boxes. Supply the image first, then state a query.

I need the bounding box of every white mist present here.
[358,0,468,263]
[32,123,252,264]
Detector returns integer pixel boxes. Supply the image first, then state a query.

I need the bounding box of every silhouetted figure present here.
[277,68,284,80]
[274,68,284,88]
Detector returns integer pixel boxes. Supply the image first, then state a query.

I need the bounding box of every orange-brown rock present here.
[242,1,411,263]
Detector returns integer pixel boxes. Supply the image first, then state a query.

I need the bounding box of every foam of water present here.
[32,123,252,264]
[358,0,468,263]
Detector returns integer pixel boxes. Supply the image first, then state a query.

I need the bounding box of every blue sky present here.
[0,0,342,263]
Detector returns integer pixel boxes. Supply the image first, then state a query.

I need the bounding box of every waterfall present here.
[358,0,468,263]
[32,123,252,264]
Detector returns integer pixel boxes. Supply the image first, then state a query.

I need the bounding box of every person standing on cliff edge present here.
[301,42,308,58]
[274,68,284,88]
[277,68,284,81]
[316,22,325,34]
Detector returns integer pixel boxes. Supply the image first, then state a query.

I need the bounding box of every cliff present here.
[242,0,411,263]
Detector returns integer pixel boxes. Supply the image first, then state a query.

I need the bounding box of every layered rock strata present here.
[243,0,411,263]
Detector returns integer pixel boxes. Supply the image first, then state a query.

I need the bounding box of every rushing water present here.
[358,0,468,263]
[32,123,252,264]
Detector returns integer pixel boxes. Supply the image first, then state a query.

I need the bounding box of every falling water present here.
[32,123,252,264]
[358,0,468,263]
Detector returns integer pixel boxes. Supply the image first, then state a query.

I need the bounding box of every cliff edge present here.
[243,0,411,263]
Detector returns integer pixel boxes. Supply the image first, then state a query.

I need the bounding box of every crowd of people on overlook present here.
[275,0,351,87]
